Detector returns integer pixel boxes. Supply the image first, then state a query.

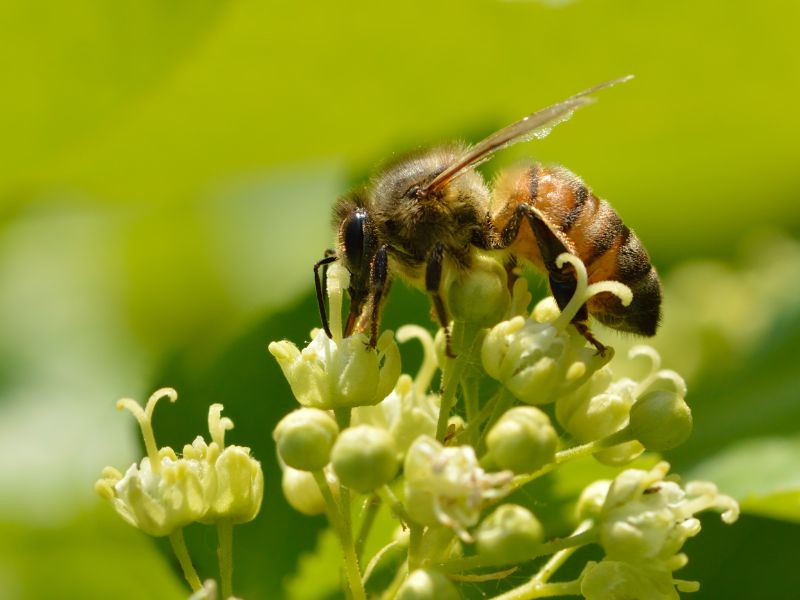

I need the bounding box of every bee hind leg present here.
[426,242,455,358]
[511,204,608,356]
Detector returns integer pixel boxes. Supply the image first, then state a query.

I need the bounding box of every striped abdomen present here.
[491,163,662,336]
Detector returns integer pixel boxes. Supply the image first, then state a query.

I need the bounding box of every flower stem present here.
[438,527,597,573]
[217,521,234,599]
[477,386,515,453]
[355,494,381,561]
[408,524,425,571]
[168,528,202,592]
[436,321,480,442]
[378,485,412,526]
[314,471,366,600]
[488,522,594,600]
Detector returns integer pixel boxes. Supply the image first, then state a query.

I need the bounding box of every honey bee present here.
[314,76,661,354]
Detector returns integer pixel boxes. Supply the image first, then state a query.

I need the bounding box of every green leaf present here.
[0,505,185,600]
[687,435,800,522]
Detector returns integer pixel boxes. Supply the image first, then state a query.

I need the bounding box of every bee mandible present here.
[314,76,661,355]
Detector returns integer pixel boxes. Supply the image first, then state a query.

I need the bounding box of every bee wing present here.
[423,75,633,194]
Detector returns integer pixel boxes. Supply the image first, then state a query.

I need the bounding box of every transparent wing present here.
[423,75,634,194]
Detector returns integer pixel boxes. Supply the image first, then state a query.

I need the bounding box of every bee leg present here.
[515,205,608,356]
[426,242,455,358]
[314,253,339,338]
[366,244,390,349]
[573,320,607,356]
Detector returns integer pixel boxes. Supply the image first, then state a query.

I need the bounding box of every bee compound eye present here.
[343,209,367,270]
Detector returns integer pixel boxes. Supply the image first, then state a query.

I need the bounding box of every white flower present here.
[95,389,214,536]
[403,436,512,541]
[595,462,739,563]
[269,264,400,409]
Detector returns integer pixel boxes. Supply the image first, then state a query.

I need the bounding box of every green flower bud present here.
[575,480,611,521]
[447,253,510,327]
[556,370,636,443]
[281,467,327,516]
[593,440,645,467]
[396,569,460,600]
[331,425,399,493]
[476,504,544,565]
[628,390,692,451]
[485,406,557,474]
[273,408,338,471]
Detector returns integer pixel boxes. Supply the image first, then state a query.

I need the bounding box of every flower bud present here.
[331,425,399,493]
[556,371,636,443]
[485,406,557,474]
[593,441,645,467]
[281,467,326,515]
[575,480,611,521]
[396,569,460,600]
[476,504,544,565]
[628,390,692,451]
[273,408,338,471]
[447,254,510,327]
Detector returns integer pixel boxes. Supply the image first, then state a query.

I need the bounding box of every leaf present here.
[686,435,800,522]
[0,505,185,599]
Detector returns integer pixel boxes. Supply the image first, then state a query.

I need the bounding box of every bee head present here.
[332,191,377,333]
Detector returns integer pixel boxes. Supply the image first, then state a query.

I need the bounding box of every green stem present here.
[451,386,503,445]
[378,485,412,526]
[408,525,425,571]
[438,528,597,573]
[490,579,582,600]
[355,494,381,561]
[334,407,352,430]
[168,529,202,592]
[477,387,515,453]
[487,522,595,600]
[508,440,602,493]
[436,321,479,442]
[314,471,366,600]
[338,487,364,600]
[217,521,234,599]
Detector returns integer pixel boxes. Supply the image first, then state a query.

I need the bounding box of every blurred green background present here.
[1,0,799,598]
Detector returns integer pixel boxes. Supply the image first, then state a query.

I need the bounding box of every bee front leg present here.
[366,244,390,349]
[314,253,339,338]
[425,242,455,358]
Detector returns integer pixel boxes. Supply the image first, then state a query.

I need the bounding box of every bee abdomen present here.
[584,220,662,336]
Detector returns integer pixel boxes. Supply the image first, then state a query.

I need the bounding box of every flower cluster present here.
[95,388,262,597]
[267,254,739,599]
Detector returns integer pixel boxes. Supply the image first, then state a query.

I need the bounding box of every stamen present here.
[551,253,633,333]
[208,403,234,448]
[116,388,177,473]
[397,325,438,395]
[552,253,589,329]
